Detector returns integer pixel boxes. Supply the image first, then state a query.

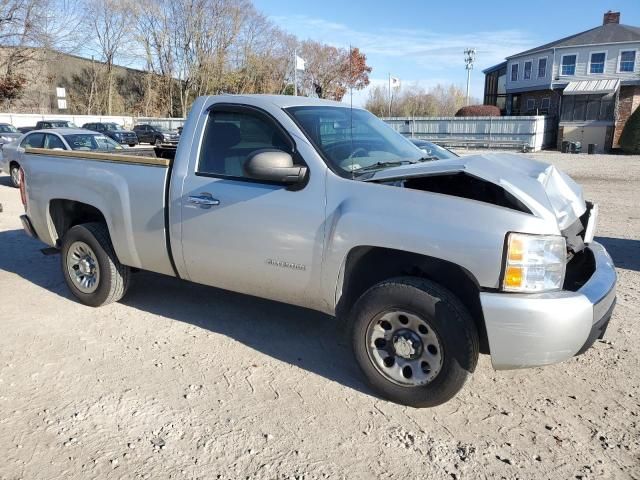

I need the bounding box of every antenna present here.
[464,48,476,105]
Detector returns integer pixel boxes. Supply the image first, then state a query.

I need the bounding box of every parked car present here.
[35,120,77,129]
[16,120,77,135]
[1,128,122,187]
[409,139,459,160]
[82,122,138,147]
[133,124,180,146]
[17,95,616,408]
[0,123,22,145]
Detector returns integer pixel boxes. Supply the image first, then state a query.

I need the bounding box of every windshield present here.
[51,121,77,128]
[103,123,120,131]
[63,134,122,151]
[0,125,18,133]
[286,106,424,175]
[412,140,458,160]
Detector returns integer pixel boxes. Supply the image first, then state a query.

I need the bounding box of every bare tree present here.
[85,0,134,114]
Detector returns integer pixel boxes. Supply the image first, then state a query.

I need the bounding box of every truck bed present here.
[22,148,175,276]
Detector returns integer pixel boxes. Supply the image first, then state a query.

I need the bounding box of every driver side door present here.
[178,105,326,308]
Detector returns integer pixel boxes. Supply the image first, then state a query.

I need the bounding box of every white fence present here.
[0,113,185,130]
[383,116,557,151]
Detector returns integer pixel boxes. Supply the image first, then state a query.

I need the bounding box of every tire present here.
[9,163,20,188]
[154,137,162,147]
[61,222,130,307]
[128,143,136,147]
[351,276,479,408]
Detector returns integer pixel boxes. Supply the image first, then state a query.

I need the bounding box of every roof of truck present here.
[209,94,362,110]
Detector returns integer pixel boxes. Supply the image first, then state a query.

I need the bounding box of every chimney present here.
[603,11,620,25]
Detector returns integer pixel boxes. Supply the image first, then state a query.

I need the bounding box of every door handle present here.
[188,193,220,208]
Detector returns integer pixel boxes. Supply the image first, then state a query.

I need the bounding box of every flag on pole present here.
[390,77,400,88]
[295,55,306,71]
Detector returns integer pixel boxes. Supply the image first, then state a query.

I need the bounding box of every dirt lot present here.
[0,152,639,480]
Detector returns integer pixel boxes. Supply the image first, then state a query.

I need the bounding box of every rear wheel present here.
[61,223,130,307]
[9,163,20,188]
[351,276,479,407]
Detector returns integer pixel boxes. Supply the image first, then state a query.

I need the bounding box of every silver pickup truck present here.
[17,95,617,407]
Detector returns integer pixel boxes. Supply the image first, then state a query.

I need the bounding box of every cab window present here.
[198,109,293,179]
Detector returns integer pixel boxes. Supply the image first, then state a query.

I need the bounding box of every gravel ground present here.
[0,151,639,480]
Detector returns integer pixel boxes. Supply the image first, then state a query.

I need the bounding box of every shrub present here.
[619,105,640,154]
[455,105,501,117]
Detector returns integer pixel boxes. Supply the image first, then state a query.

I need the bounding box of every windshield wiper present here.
[353,160,416,174]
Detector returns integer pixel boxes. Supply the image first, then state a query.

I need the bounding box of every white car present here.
[1,128,122,187]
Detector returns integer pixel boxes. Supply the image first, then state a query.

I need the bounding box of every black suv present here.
[82,122,138,147]
[133,124,180,146]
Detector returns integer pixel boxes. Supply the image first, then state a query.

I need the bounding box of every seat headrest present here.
[208,122,241,149]
[271,131,290,151]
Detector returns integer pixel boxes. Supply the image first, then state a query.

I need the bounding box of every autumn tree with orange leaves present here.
[298,41,371,101]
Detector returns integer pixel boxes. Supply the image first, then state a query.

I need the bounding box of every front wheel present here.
[9,163,20,188]
[154,137,162,147]
[61,223,130,307]
[351,277,479,407]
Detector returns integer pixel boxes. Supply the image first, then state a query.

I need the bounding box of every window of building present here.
[483,65,507,114]
[561,54,577,75]
[526,98,536,111]
[619,50,636,73]
[538,58,547,78]
[198,109,293,179]
[523,61,532,80]
[589,52,606,74]
[541,97,551,111]
[560,94,615,122]
[510,63,518,81]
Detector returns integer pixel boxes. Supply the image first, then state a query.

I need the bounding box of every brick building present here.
[484,11,640,152]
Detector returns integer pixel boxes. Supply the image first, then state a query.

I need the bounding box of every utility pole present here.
[464,48,476,105]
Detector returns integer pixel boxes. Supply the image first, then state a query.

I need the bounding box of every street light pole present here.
[464,48,476,106]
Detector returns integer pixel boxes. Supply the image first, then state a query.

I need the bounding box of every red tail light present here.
[19,167,27,209]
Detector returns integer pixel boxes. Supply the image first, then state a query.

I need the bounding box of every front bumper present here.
[481,241,616,370]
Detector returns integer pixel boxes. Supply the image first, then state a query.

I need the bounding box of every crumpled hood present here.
[365,153,586,231]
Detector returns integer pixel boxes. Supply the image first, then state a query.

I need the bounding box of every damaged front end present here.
[364,153,595,254]
[364,153,601,292]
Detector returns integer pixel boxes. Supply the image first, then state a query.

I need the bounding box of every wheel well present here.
[9,160,19,169]
[337,246,489,354]
[49,199,107,246]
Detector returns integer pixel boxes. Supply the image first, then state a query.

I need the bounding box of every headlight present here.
[502,233,566,292]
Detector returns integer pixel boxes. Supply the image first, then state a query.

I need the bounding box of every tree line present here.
[365,84,479,118]
[0,0,371,116]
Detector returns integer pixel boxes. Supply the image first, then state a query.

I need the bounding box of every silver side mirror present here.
[244,149,307,184]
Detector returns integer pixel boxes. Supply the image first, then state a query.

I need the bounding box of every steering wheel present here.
[347,147,368,160]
